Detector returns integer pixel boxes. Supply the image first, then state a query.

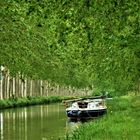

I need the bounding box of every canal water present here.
[0,103,79,140]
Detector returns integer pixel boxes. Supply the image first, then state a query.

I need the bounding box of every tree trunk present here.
[12,78,15,98]
[0,80,3,100]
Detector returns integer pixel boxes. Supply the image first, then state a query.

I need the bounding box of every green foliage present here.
[0,0,140,94]
[0,96,72,109]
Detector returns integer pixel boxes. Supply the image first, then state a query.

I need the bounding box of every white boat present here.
[66,96,107,119]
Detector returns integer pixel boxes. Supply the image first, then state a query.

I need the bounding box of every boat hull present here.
[66,109,107,118]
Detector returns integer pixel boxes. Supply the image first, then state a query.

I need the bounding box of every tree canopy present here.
[1,0,140,94]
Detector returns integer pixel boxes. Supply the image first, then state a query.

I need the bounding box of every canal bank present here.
[64,95,140,140]
[0,96,75,110]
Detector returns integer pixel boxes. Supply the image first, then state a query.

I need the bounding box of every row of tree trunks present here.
[0,75,91,100]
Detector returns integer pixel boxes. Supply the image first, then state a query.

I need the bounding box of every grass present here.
[0,96,74,109]
[64,95,140,140]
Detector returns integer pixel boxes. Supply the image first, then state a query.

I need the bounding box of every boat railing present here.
[63,95,107,107]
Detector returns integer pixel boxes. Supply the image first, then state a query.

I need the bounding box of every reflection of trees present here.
[0,104,66,140]
[0,113,4,140]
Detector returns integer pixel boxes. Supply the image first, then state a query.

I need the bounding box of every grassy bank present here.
[0,96,74,109]
[65,95,140,140]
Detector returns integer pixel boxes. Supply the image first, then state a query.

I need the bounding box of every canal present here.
[0,103,77,140]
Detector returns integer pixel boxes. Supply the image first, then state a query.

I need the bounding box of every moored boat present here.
[66,96,107,119]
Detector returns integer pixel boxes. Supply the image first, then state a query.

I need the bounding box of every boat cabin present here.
[77,101,88,108]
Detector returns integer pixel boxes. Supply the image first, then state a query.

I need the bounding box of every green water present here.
[0,103,73,140]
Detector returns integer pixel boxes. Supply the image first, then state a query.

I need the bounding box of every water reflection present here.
[0,104,69,140]
[0,113,4,140]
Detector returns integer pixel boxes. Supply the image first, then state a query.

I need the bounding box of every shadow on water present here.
[66,117,98,133]
[65,115,107,136]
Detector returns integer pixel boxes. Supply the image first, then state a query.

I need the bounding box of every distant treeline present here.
[0,67,90,100]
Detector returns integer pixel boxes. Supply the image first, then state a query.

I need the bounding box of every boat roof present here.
[63,95,106,103]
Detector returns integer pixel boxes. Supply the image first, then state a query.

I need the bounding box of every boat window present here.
[78,102,88,108]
